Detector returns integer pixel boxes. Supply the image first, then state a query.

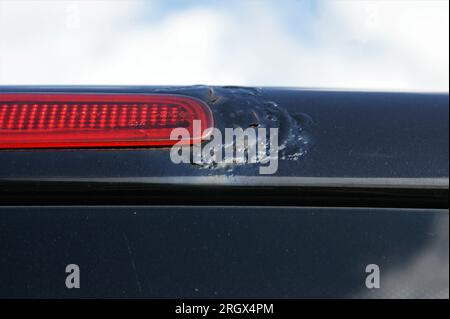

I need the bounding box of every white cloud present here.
[0,0,448,91]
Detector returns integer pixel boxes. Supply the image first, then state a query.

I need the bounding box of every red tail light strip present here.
[0,93,213,149]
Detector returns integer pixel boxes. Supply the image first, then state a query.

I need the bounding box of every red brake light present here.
[0,93,213,149]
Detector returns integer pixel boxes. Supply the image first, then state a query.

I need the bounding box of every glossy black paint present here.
[0,86,448,180]
[0,206,448,299]
[0,86,448,299]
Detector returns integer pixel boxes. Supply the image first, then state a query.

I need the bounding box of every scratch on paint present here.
[123,232,142,293]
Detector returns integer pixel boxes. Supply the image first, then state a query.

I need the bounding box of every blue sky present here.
[0,0,448,91]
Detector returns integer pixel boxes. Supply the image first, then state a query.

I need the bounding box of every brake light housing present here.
[0,93,213,149]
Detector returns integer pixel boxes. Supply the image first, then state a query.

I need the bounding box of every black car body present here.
[0,86,448,298]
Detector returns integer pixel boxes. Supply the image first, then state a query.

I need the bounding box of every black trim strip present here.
[0,181,447,209]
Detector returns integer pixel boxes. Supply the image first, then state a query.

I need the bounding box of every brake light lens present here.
[0,93,213,149]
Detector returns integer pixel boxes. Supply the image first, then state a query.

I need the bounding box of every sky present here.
[0,0,448,91]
